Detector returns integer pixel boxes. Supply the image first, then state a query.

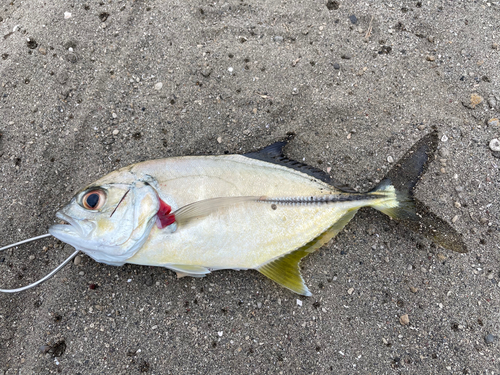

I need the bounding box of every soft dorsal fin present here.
[243,141,356,192]
[257,209,358,295]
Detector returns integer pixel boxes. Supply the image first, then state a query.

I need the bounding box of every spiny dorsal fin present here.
[243,141,356,192]
[257,209,358,295]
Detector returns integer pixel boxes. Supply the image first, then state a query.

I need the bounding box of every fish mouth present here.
[49,212,90,241]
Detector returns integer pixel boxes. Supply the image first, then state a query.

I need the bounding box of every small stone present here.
[439,148,449,157]
[349,15,358,24]
[112,129,119,135]
[437,253,446,261]
[218,331,223,337]
[112,113,118,119]
[64,12,72,19]
[470,93,483,108]
[257,302,262,308]
[39,46,47,55]
[426,55,435,61]
[441,134,448,142]
[347,287,354,295]
[341,54,351,60]
[484,334,498,344]
[217,136,222,143]
[29,255,35,261]
[228,67,233,73]
[452,215,459,223]
[74,255,82,265]
[492,43,499,50]
[487,118,499,127]
[273,36,284,43]
[454,201,461,208]
[440,167,446,174]
[489,138,500,152]
[427,36,434,43]
[79,271,84,276]
[418,124,426,131]
[154,82,163,91]
[387,155,394,163]
[399,314,410,325]
[333,63,340,70]
[410,287,418,293]
[292,87,299,95]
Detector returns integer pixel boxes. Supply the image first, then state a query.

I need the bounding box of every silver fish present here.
[2,132,466,295]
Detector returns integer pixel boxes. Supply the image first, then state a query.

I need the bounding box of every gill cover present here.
[49,181,160,265]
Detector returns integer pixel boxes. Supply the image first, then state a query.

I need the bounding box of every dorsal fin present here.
[257,209,358,295]
[244,141,355,191]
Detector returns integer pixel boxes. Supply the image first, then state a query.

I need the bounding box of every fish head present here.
[49,170,161,265]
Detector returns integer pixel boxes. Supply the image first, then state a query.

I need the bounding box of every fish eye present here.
[82,190,106,210]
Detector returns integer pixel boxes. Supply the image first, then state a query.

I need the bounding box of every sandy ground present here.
[1,1,499,374]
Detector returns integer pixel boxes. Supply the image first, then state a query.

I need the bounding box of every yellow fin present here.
[257,209,358,296]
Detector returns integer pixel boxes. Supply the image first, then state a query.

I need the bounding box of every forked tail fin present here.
[376,129,467,253]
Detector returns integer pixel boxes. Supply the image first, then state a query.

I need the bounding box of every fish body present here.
[48,134,465,295]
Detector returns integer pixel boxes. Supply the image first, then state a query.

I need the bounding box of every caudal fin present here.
[370,178,418,221]
[377,130,467,253]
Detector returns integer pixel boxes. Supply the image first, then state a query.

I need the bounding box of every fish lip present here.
[53,212,84,237]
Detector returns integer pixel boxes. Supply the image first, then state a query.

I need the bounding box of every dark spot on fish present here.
[271,204,277,210]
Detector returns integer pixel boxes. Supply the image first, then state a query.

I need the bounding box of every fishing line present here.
[0,234,79,293]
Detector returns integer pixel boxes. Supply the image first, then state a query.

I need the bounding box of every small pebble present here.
[39,47,47,55]
[217,136,222,143]
[427,36,434,43]
[487,98,497,109]
[387,155,394,163]
[78,271,84,276]
[454,201,461,208]
[441,134,448,142]
[426,55,436,61]
[489,138,500,152]
[349,15,358,24]
[470,93,483,108]
[487,118,499,127]
[452,215,459,223]
[400,314,410,325]
[410,287,418,293]
[341,54,351,60]
[29,255,35,261]
[484,333,498,344]
[333,63,340,70]
[347,287,354,295]
[154,82,163,91]
[273,36,283,43]
[74,255,82,265]
[112,113,117,119]
[492,43,499,50]
[112,129,119,135]
[64,12,72,19]
[228,67,233,73]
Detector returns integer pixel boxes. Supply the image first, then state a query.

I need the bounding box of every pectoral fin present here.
[257,209,358,296]
[174,196,262,225]
[167,264,211,278]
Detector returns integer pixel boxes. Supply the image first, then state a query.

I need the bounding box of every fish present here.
[1,131,466,295]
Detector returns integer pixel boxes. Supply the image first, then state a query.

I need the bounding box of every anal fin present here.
[257,209,358,296]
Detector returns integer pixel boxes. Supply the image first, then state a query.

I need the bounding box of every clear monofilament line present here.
[0,233,52,252]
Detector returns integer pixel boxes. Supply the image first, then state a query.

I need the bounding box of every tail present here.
[370,129,467,253]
